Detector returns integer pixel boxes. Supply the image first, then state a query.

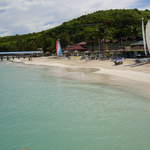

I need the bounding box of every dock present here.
[0,51,43,61]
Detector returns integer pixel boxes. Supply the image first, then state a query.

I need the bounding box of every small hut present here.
[130,41,144,50]
[65,42,87,56]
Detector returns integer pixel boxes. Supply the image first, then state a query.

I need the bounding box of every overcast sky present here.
[0,0,150,36]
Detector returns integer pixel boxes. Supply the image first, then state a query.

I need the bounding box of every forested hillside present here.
[0,9,150,52]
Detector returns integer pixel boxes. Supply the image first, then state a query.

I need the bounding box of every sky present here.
[0,0,150,36]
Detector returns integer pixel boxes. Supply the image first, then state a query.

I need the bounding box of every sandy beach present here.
[11,56,150,99]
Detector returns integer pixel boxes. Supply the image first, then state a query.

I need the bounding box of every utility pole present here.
[96,28,104,60]
[98,39,101,59]
[98,39,105,60]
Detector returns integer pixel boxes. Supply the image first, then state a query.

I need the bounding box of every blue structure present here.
[0,51,43,55]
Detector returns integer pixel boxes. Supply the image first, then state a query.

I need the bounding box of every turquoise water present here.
[0,62,150,150]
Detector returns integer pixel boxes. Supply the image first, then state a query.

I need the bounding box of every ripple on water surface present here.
[0,63,150,150]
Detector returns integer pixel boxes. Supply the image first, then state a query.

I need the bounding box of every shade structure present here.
[0,51,43,55]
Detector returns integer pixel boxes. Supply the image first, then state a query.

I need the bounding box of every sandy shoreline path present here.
[12,56,150,99]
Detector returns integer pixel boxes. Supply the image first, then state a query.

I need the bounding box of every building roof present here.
[0,51,43,55]
[66,45,86,51]
[77,41,87,45]
[130,41,144,46]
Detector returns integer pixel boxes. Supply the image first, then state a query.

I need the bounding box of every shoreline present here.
[8,56,150,99]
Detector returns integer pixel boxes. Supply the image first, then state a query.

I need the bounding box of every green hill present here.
[0,9,150,52]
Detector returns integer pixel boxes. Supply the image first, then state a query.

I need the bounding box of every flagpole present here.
[142,18,147,56]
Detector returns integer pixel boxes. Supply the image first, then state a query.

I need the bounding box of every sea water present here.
[0,62,150,150]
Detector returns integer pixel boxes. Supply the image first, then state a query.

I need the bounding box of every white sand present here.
[96,68,150,83]
[13,57,150,83]
[11,56,150,99]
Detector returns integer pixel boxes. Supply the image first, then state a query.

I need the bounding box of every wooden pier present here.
[0,51,43,61]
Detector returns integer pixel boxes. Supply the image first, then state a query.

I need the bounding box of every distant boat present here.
[56,39,63,56]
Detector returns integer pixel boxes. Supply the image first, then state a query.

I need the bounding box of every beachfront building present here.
[64,40,146,58]
[129,41,144,50]
[109,41,145,58]
[64,42,87,56]
[124,41,145,58]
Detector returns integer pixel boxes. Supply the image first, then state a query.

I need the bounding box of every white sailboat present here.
[135,19,150,63]
[146,19,150,54]
[142,18,150,55]
[56,39,63,56]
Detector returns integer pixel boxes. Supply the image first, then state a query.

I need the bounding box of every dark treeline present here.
[0,9,150,52]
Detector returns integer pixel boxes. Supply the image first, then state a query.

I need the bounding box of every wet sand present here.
[11,56,150,99]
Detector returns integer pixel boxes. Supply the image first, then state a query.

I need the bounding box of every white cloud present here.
[140,5,150,10]
[0,0,140,36]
